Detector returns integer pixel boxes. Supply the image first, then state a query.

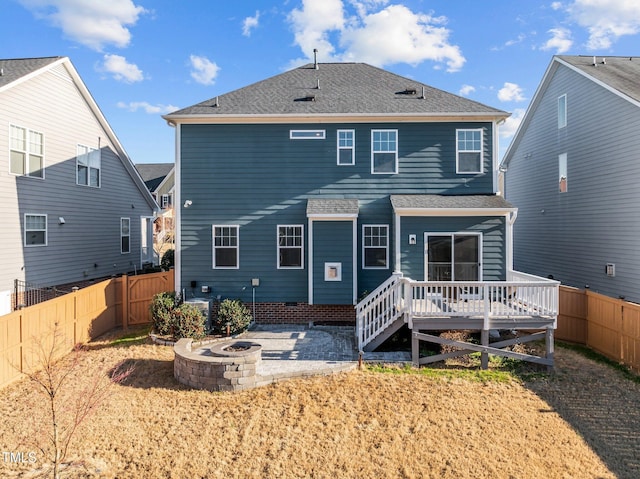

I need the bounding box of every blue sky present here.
[3,0,640,164]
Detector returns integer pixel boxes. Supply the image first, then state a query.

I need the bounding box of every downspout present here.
[171,121,181,294]
[308,218,314,305]
[506,210,518,273]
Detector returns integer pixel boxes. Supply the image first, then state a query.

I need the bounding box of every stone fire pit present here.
[174,338,262,392]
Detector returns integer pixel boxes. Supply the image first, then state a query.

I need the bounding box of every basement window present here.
[290,130,325,139]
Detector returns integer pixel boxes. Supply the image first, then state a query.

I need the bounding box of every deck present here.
[356,271,559,368]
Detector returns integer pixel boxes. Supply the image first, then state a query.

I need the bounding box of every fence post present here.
[121,275,129,330]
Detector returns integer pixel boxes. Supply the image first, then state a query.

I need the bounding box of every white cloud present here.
[117,101,179,114]
[242,10,260,37]
[459,84,475,96]
[541,27,573,53]
[500,108,526,140]
[102,54,143,83]
[189,55,220,86]
[566,0,640,49]
[551,2,563,10]
[19,0,146,51]
[498,82,525,102]
[287,1,465,72]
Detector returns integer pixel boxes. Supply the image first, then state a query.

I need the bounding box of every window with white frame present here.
[278,225,303,268]
[290,130,325,139]
[161,194,172,209]
[213,225,239,268]
[121,218,130,254]
[558,94,567,129]
[559,153,568,193]
[363,225,389,269]
[24,214,47,246]
[10,125,44,178]
[337,129,355,165]
[371,130,398,173]
[456,129,483,174]
[77,145,101,187]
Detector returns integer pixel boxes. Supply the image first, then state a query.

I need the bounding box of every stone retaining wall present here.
[173,338,261,392]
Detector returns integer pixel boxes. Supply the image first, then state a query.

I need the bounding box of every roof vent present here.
[295,95,316,102]
[212,96,219,107]
[313,48,319,70]
[0,68,3,76]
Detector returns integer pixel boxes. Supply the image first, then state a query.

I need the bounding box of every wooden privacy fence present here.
[0,271,174,389]
[557,286,640,372]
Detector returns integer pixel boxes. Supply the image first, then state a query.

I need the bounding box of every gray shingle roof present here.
[557,55,640,103]
[135,163,174,191]
[307,199,360,216]
[0,57,63,90]
[390,195,515,210]
[167,63,508,118]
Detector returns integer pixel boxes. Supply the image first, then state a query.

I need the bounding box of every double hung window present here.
[278,225,303,268]
[456,129,483,174]
[10,125,44,178]
[363,225,388,269]
[371,130,398,174]
[77,145,101,187]
[213,225,239,268]
[337,130,355,165]
[121,218,130,254]
[25,214,47,246]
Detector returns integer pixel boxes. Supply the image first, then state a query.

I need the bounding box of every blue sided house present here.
[164,61,559,365]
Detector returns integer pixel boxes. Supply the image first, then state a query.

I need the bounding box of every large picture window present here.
[213,225,239,269]
[363,225,389,269]
[25,214,47,246]
[371,129,398,174]
[278,225,303,268]
[337,129,355,165]
[456,129,483,174]
[10,125,44,178]
[77,145,101,187]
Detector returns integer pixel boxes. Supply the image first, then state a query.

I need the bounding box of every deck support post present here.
[480,329,489,369]
[412,331,419,367]
[545,328,555,372]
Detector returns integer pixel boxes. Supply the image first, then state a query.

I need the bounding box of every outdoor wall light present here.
[58,217,65,224]
[184,200,193,208]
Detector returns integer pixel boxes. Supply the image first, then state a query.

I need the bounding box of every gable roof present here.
[135,163,174,192]
[502,55,640,168]
[0,56,158,212]
[164,63,508,123]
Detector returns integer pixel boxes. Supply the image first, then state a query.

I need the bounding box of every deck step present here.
[363,316,405,352]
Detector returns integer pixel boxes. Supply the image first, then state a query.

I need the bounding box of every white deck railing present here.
[356,271,559,351]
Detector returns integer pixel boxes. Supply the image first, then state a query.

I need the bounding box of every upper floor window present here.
[558,94,567,129]
[77,145,101,187]
[371,129,398,174]
[213,225,239,269]
[10,125,44,178]
[278,225,303,269]
[25,214,47,246]
[121,218,130,254]
[161,194,172,209]
[559,153,568,193]
[290,130,325,139]
[337,129,355,165]
[363,225,389,269]
[456,129,483,174]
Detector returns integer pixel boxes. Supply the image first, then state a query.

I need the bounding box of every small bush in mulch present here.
[160,249,174,271]
[149,292,205,340]
[212,299,252,336]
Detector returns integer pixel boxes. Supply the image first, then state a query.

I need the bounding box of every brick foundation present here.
[211,302,356,325]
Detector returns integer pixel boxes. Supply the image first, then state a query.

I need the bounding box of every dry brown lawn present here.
[1,327,639,479]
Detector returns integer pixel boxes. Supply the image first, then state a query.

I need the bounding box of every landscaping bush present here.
[213,299,252,335]
[149,291,206,340]
[160,249,174,271]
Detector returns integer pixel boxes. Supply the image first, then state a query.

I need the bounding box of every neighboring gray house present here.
[135,163,175,257]
[0,56,158,314]
[501,55,640,302]
[164,62,559,354]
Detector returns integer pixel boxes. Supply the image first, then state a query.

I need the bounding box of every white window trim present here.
[121,217,131,254]
[76,144,101,188]
[559,153,568,193]
[161,194,171,209]
[424,232,483,282]
[558,94,567,129]
[337,129,355,165]
[212,225,240,269]
[456,128,484,174]
[10,124,45,179]
[362,224,389,270]
[277,224,304,269]
[290,130,326,139]
[24,214,47,247]
[371,129,398,174]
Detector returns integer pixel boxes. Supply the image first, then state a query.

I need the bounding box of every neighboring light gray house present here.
[501,55,640,303]
[135,163,175,257]
[164,62,559,356]
[0,56,158,314]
